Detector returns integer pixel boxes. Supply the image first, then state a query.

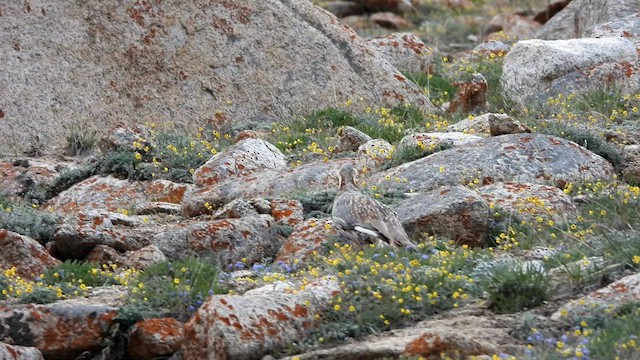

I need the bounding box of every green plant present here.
[64,124,99,156]
[482,260,548,314]
[43,260,119,287]
[19,287,58,304]
[0,197,61,244]
[125,256,224,321]
[588,302,640,359]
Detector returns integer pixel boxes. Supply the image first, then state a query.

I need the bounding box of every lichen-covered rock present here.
[396,132,483,156]
[0,302,117,360]
[193,139,287,186]
[182,278,340,360]
[335,126,372,153]
[269,198,304,227]
[621,145,640,185]
[448,113,512,135]
[368,33,432,73]
[476,182,577,224]
[52,210,151,260]
[182,159,352,217]
[551,271,640,321]
[394,186,490,247]
[370,12,412,30]
[0,230,60,279]
[374,133,615,193]
[128,318,184,360]
[357,139,394,169]
[0,343,44,360]
[0,159,61,202]
[502,37,638,103]
[275,218,335,264]
[0,0,432,154]
[535,0,640,40]
[488,116,531,136]
[152,215,280,267]
[584,13,640,46]
[46,176,191,214]
[97,124,155,154]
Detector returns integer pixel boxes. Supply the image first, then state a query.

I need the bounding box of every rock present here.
[0,230,60,279]
[502,37,639,103]
[584,13,640,47]
[182,159,353,217]
[53,210,151,260]
[269,198,304,227]
[473,40,511,56]
[280,312,524,359]
[324,1,363,18]
[124,245,168,269]
[532,0,572,25]
[0,0,433,154]
[394,186,490,247]
[535,0,640,39]
[621,145,640,185]
[0,159,61,202]
[485,14,542,40]
[275,218,335,264]
[211,198,261,219]
[193,139,287,187]
[128,318,184,360]
[476,182,578,225]
[335,126,372,153]
[85,244,124,266]
[396,132,483,156]
[367,33,432,73]
[374,133,615,194]
[152,215,281,267]
[0,302,117,360]
[0,343,44,360]
[547,257,611,301]
[97,124,155,154]
[449,113,512,135]
[551,271,640,321]
[488,116,531,136]
[182,278,340,360]
[46,176,191,214]
[358,139,395,169]
[134,201,181,215]
[447,73,488,115]
[370,12,412,30]
[358,0,416,13]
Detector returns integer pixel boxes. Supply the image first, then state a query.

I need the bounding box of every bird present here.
[331,163,417,250]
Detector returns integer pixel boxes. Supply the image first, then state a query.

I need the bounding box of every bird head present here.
[337,163,358,190]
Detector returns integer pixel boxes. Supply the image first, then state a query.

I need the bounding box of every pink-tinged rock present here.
[97,123,155,154]
[128,318,184,360]
[367,33,432,74]
[124,245,168,270]
[485,14,541,40]
[0,230,60,279]
[324,1,363,18]
[394,186,490,247]
[193,139,286,187]
[152,215,281,267]
[46,176,191,214]
[0,302,117,360]
[275,218,335,264]
[0,343,44,360]
[370,12,412,30]
[182,159,353,217]
[552,271,640,321]
[182,278,340,360]
[476,182,577,224]
[85,244,124,266]
[53,210,151,260]
[269,199,304,227]
[0,160,60,201]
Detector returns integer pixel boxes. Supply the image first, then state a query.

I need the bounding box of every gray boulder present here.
[0,0,432,154]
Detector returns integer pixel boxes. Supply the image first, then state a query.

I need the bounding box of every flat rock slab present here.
[373,133,615,194]
[46,176,191,214]
[0,343,43,360]
[275,218,335,264]
[0,0,432,154]
[0,302,117,360]
[476,181,578,224]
